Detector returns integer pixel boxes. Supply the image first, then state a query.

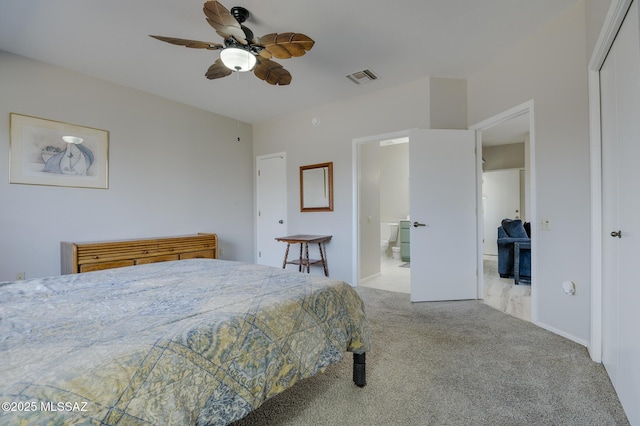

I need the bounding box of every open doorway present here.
[352,120,529,304]
[471,101,536,323]
[355,135,410,294]
[353,128,477,300]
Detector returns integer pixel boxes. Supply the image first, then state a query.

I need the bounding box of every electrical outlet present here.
[16,272,25,280]
[540,219,552,231]
[219,247,224,256]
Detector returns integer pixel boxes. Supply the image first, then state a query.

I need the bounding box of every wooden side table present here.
[275,234,332,276]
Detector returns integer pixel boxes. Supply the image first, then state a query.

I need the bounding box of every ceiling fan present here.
[150,1,314,86]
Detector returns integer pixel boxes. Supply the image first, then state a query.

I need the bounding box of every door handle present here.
[610,230,622,238]
[413,221,426,228]
[278,220,284,224]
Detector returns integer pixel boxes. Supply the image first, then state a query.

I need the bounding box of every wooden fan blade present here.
[254,58,292,85]
[258,49,272,59]
[150,35,223,50]
[258,33,315,59]
[203,1,248,45]
[205,58,233,80]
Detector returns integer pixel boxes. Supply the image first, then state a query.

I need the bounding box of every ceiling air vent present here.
[347,69,378,85]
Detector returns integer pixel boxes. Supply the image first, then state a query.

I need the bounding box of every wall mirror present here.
[300,162,333,212]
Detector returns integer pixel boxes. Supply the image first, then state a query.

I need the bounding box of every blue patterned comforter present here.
[0,259,370,425]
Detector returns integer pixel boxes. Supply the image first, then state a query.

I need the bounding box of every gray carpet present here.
[233,287,628,426]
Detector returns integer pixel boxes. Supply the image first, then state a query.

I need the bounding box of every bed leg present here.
[353,352,366,387]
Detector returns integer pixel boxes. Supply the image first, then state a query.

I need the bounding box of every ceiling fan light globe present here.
[220,48,256,72]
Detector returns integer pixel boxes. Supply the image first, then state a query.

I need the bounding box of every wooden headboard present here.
[61,233,218,274]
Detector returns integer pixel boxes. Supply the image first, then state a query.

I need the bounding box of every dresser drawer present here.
[180,250,215,260]
[80,260,135,273]
[136,254,180,265]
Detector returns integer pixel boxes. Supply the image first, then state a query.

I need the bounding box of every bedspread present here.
[0,259,370,425]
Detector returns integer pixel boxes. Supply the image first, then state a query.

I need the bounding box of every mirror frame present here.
[300,162,334,212]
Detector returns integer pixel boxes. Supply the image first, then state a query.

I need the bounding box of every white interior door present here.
[409,129,477,302]
[483,169,521,255]
[600,2,640,423]
[600,22,621,390]
[256,153,287,266]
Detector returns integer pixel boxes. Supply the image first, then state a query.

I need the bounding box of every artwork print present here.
[9,113,109,189]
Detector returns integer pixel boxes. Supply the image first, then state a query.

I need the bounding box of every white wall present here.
[380,143,409,224]
[586,0,615,54]
[360,142,381,279]
[0,51,255,280]
[430,77,468,130]
[468,2,592,343]
[483,143,525,171]
[253,77,430,283]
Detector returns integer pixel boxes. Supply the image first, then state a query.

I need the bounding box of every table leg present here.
[304,242,311,273]
[318,242,329,276]
[298,243,303,272]
[282,243,291,269]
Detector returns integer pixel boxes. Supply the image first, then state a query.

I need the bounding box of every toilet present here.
[380,222,400,257]
[391,246,401,260]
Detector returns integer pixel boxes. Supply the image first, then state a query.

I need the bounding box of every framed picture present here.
[9,113,109,189]
[300,161,333,212]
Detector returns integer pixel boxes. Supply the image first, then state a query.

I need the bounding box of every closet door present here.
[600,1,640,423]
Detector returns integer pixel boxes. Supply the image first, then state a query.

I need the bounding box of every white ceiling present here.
[0,0,579,124]
[482,113,530,147]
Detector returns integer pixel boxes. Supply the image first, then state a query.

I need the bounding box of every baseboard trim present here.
[534,320,589,348]
[359,272,381,284]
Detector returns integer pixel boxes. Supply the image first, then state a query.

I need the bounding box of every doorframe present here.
[352,129,479,297]
[352,130,411,286]
[587,0,632,363]
[469,99,537,321]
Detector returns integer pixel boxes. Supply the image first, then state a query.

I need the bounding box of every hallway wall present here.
[468,2,591,343]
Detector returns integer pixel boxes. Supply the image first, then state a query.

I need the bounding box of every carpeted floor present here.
[232,286,628,426]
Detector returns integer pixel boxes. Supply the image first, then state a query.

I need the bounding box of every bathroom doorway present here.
[471,101,536,323]
[357,136,410,294]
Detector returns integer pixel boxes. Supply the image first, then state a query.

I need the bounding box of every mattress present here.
[0,259,370,425]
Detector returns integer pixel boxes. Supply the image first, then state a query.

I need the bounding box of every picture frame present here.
[9,113,109,189]
[300,161,333,212]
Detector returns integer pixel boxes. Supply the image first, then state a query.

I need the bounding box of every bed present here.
[0,259,370,425]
